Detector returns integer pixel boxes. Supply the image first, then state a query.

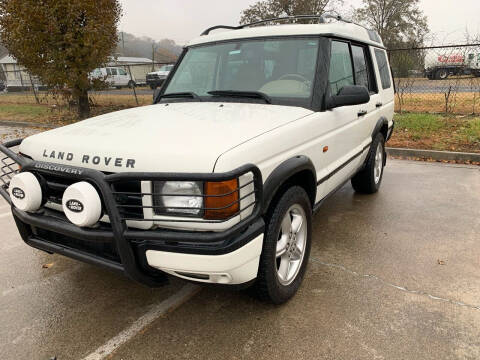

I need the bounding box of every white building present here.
[0,55,42,91]
[0,55,157,90]
[108,57,154,85]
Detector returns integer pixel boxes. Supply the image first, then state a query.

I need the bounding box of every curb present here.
[386,147,480,162]
[0,120,58,129]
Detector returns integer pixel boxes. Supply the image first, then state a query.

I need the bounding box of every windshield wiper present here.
[208,90,272,104]
[157,92,202,101]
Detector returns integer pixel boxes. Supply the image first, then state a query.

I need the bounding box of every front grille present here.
[40,173,144,220]
[0,153,20,190]
[42,173,76,205]
[111,180,144,220]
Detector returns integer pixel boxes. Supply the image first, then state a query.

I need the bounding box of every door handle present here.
[376,102,383,108]
[358,110,368,117]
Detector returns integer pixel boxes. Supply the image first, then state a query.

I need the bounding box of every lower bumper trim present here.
[25,236,124,273]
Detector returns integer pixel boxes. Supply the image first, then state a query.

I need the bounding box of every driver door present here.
[321,40,367,195]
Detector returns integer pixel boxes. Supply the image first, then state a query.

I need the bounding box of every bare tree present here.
[240,0,343,24]
[354,0,429,50]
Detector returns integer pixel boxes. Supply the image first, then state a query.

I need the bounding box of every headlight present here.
[151,178,241,220]
[153,181,203,216]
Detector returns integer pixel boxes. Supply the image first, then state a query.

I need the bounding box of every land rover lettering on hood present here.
[0,15,394,304]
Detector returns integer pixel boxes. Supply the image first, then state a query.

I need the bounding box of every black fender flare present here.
[372,116,389,139]
[262,156,317,214]
[370,116,389,166]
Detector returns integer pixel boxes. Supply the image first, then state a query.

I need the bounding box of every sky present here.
[118,0,480,46]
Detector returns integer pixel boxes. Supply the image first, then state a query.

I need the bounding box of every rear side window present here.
[351,45,372,92]
[374,49,391,89]
[328,41,354,95]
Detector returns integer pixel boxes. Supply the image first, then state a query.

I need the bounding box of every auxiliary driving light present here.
[62,181,102,227]
[9,172,43,212]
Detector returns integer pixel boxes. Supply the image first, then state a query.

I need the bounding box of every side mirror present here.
[326,85,370,110]
[153,88,162,104]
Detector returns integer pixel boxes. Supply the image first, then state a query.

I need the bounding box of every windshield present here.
[164,38,319,102]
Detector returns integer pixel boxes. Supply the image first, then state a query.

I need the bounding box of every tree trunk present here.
[77,89,90,119]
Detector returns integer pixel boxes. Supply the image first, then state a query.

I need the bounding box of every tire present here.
[149,84,156,90]
[253,186,312,304]
[351,133,386,194]
[115,86,122,90]
[128,80,135,88]
[435,69,448,80]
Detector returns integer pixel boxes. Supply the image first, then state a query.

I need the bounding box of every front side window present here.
[374,49,392,89]
[164,38,320,103]
[118,68,127,76]
[328,41,354,95]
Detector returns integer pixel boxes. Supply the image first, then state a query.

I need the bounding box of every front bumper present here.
[1,139,264,286]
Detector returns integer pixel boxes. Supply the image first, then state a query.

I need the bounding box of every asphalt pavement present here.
[1,159,479,360]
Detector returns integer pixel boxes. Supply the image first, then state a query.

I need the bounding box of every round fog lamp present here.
[9,172,43,212]
[62,182,102,227]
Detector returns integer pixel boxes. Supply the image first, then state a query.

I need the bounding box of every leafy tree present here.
[354,0,429,50]
[0,0,122,118]
[240,0,342,25]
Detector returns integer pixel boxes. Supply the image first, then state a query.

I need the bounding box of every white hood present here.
[20,102,312,173]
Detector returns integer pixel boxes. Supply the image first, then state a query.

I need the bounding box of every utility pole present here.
[152,42,156,71]
[121,31,125,55]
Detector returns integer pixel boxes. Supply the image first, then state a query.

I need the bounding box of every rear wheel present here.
[128,80,136,88]
[435,68,449,80]
[253,186,312,304]
[351,133,385,194]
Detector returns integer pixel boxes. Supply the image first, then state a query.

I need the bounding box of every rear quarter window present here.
[374,49,391,89]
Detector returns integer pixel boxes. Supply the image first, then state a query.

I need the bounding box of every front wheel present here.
[351,133,385,194]
[253,186,312,304]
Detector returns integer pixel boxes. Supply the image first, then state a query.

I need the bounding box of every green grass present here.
[394,113,445,140]
[0,104,50,120]
[391,113,480,153]
[460,118,480,143]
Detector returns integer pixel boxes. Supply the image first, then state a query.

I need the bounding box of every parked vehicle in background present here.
[146,64,174,89]
[0,80,5,92]
[90,67,136,89]
[425,52,480,80]
[0,15,394,304]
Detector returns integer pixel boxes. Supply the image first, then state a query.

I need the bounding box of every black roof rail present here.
[200,14,355,36]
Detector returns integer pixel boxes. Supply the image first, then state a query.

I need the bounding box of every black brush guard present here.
[0,139,264,287]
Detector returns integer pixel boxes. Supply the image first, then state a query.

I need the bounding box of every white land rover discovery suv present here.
[0,15,394,304]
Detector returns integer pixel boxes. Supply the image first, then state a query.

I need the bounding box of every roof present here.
[111,56,152,64]
[188,22,384,48]
[0,55,17,64]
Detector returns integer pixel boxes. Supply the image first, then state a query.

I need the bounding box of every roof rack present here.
[200,14,353,36]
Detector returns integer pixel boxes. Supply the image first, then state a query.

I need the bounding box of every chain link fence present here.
[3,47,480,115]
[388,44,480,115]
[0,61,173,106]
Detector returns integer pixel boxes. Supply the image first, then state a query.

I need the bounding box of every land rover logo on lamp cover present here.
[66,199,84,213]
[11,187,26,200]
[62,182,102,227]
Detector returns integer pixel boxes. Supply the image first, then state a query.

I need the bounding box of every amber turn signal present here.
[204,178,239,220]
